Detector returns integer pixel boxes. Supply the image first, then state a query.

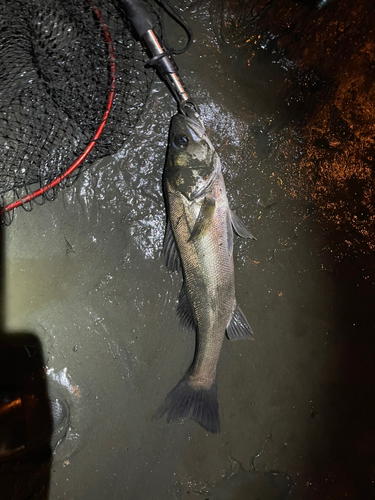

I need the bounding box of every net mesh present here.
[0,0,156,224]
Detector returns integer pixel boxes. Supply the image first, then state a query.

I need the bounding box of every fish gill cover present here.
[0,0,156,223]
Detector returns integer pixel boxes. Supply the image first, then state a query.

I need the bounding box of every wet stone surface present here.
[2,0,375,499]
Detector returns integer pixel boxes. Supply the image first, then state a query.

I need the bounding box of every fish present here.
[159,106,255,433]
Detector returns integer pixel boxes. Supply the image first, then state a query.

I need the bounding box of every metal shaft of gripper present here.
[118,0,194,111]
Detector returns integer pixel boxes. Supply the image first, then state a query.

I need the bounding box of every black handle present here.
[117,0,156,38]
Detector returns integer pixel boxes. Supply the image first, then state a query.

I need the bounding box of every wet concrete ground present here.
[1,0,375,498]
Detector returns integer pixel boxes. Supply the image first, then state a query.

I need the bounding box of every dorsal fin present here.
[176,283,196,332]
[163,219,182,273]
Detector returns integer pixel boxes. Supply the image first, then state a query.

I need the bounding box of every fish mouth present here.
[184,108,205,135]
[186,122,204,142]
[173,109,206,140]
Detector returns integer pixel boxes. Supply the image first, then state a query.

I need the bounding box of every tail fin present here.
[158,375,220,433]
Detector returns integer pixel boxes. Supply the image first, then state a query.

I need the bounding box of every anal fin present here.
[226,305,253,340]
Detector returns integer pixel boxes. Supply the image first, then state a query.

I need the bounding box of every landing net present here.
[0,0,156,224]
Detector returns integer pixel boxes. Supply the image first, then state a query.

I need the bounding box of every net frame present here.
[0,0,155,224]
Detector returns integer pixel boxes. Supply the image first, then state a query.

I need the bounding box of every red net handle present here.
[0,0,116,219]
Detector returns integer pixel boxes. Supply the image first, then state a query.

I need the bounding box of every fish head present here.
[165,108,219,201]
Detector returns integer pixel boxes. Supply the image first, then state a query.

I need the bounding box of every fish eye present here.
[173,134,189,149]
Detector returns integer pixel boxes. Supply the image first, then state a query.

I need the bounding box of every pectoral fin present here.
[230,210,256,240]
[188,195,216,243]
[226,305,254,340]
[163,219,182,273]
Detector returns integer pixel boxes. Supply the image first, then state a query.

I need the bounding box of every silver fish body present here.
[160,108,254,433]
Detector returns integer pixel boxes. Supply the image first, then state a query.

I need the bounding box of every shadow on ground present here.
[0,226,53,500]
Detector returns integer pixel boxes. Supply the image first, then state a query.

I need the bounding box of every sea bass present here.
[160,106,254,433]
